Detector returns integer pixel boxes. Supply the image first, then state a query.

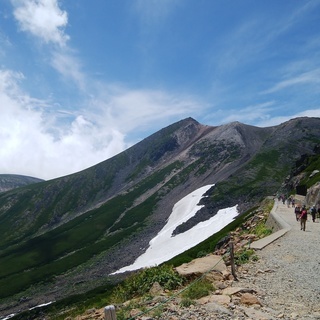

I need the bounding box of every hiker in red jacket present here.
[299,206,308,231]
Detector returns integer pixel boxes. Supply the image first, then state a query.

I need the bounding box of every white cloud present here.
[11,0,69,46]
[11,1,85,91]
[0,69,126,180]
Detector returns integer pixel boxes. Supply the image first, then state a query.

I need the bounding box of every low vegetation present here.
[181,278,215,300]
[110,265,185,303]
[234,248,257,265]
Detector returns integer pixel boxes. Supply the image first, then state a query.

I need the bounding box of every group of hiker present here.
[278,194,320,231]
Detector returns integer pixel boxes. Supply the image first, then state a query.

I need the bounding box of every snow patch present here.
[112,184,238,274]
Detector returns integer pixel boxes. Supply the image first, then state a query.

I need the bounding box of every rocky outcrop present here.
[72,260,277,320]
[305,181,320,207]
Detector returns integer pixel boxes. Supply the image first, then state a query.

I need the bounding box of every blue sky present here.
[0,0,320,180]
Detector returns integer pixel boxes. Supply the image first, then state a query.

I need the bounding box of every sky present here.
[0,0,320,180]
[112,184,238,274]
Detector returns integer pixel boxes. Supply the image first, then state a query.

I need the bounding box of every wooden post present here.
[229,242,238,281]
[104,305,116,320]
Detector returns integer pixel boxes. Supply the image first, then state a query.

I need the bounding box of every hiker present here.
[299,206,308,231]
[310,205,317,222]
[294,205,301,221]
[286,197,291,208]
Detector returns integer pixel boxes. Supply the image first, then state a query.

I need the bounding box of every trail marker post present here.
[104,305,116,320]
[229,242,238,281]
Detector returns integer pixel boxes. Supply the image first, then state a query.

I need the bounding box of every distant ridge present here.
[0,174,44,193]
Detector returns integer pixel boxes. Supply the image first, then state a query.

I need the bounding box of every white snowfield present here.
[112,185,238,274]
[1,301,55,320]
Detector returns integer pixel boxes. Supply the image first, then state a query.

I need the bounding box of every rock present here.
[86,308,96,314]
[202,302,232,315]
[175,254,227,276]
[130,308,142,317]
[221,269,231,280]
[205,270,224,282]
[222,287,245,296]
[215,281,228,289]
[241,306,275,319]
[240,292,262,306]
[197,294,231,306]
[149,281,165,296]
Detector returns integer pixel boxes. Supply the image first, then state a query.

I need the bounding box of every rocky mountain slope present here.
[0,116,320,317]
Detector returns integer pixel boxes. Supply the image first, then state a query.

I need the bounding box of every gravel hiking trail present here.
[237,200,320,319]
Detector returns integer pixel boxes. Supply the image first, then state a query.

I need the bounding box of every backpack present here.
[300,209,307,219]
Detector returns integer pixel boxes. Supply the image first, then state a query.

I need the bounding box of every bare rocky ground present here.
[71,201,320,320]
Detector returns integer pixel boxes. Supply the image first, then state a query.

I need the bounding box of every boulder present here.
[175,254,227,276]
[240,292,262,306]
[149,281,165,296]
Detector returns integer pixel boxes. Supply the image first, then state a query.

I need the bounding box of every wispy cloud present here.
[51,50,85,90]
[262,68,320,94]
[211,0,320,76]
[256,108,320,127]
[133,0,181,26]
[103,88,201,125]
[205,100,320,128]
[204,101,276,126]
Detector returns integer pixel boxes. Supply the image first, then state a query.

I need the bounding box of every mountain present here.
[0,174,43,193]
[0,116,319,316]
